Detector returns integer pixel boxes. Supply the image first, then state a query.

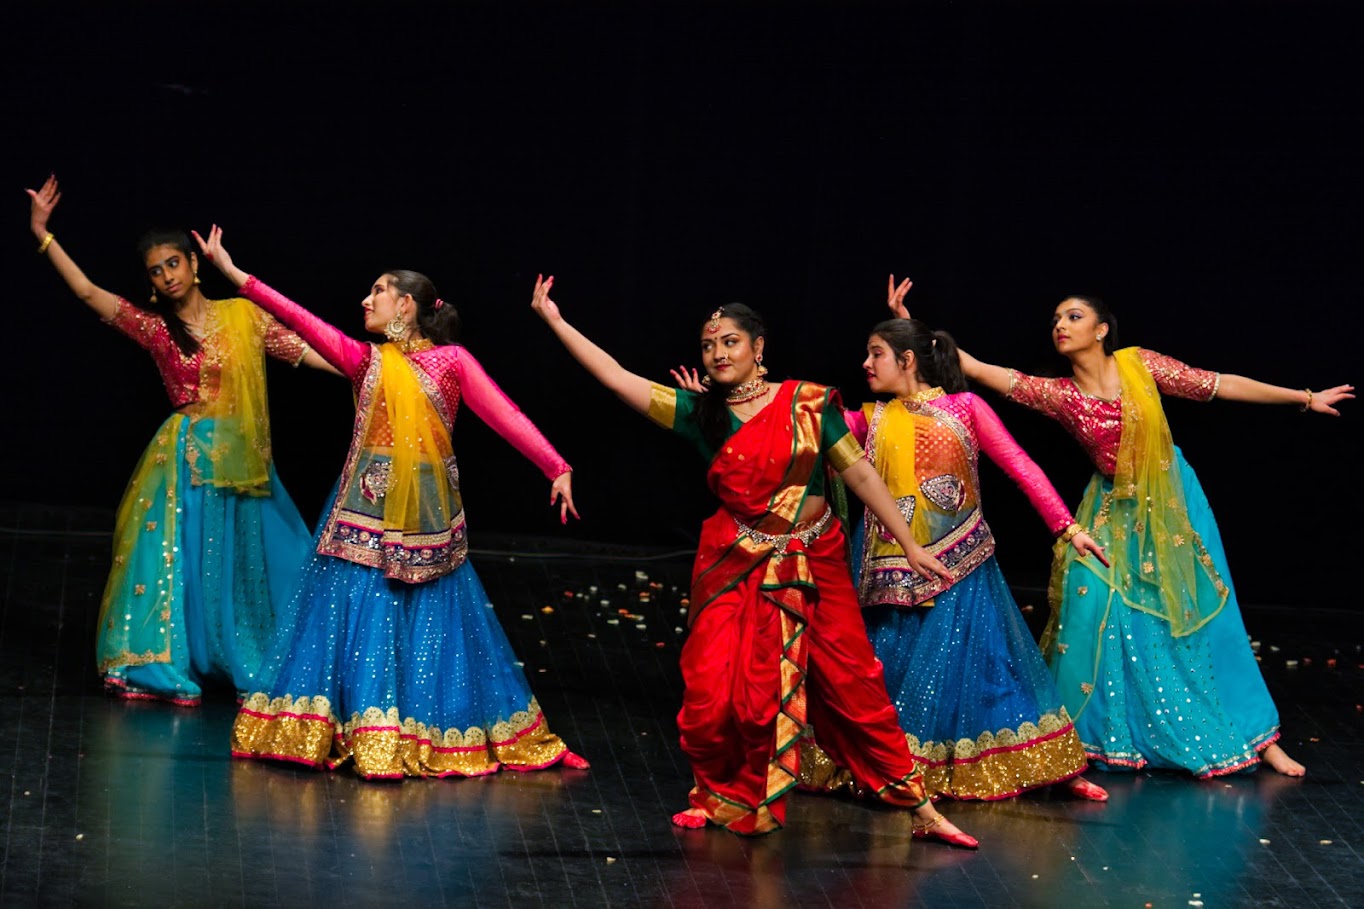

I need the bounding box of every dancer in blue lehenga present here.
[947,291,1353,776]
[199,228,588,779]
[801,316,1109,801]
[27,176,327,705]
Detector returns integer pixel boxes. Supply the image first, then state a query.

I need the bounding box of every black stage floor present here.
[2,503,1360,908]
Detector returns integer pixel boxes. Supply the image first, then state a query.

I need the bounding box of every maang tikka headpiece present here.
[706,307,723,335]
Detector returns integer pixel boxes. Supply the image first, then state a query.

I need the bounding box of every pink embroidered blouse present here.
[845,391,1075,535]
[239,277,572,481]
[106,297,310,408]
[1005,348,1220,477]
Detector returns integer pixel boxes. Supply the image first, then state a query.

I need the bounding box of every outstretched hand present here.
[550,471,580,524]
[26,174,61,238]
[1071,531,1110,568]
[670,365,707,393]
[530,274,560,322]
[887,273,912,319]
[1309,384,1355,416]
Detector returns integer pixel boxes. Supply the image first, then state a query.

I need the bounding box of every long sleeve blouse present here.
[106,297,309,408]
[845,391,1074,535]
[238,277,571,481]
[1005,348,1220,477]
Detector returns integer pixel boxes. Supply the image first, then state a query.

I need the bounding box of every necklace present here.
[897,386,945,406]
[395,337,435,354]
[726,377,770,405]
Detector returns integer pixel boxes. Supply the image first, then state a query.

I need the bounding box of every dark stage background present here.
[3,1,1360,608]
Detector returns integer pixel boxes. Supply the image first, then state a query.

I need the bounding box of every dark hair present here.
[869,318,968,394]
[695,302,767,450]
[1062,295,1119,355]
[386,269,461,345]
[137,228,200,357]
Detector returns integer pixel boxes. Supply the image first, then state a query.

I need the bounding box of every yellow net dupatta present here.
[857,399,992,608]
[1051,347,1227,638]
[190,298,272,495]
[318,343,466,584]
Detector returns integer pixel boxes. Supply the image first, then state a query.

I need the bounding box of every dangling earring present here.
[701,375,713,388]
[150,290,158,304]
[384,316,410,342]
[193,272,201,285]
[756,354,768,377]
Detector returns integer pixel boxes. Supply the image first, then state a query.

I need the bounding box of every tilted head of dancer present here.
[1051,295,1119,359]
[864,318,968,397]
[138,228,207,356]
[360,269,461,345]
[695,302,769,447]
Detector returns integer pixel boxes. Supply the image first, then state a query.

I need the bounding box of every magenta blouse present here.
[238,277,571,481]
[1005,349,1220,477]
[106,297,309,408]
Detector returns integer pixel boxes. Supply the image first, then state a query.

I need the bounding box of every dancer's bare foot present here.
[1261,743,1306,777]
[670,807,707,829]
[911,805,978,849]
[1065,776,1109,801]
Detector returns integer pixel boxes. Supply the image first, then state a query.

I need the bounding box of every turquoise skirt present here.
[97,413,313,704]
[1048,449,1279,776]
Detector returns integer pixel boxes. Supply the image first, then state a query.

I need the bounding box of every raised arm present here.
[194,225,367,378]
[1215,374,1354,415]
[530,275,653,414]
[27,175,121,320]
[883,272,1013,396]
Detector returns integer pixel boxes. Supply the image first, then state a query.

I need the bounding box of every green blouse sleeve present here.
[646,382,715,460]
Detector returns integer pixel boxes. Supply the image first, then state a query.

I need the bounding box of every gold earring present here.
[756,355,768,377]
[384,316,409,342]
[150,290,158,304]
[193,273,201,285]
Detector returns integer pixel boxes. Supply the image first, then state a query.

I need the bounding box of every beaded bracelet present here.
[1299,389,1313,412]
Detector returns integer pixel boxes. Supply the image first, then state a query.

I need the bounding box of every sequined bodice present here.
[106,297,308,408]
[1006,348,1220,476]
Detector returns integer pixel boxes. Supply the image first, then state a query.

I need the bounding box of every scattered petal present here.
[75,834,84,841]
[541,606,555,615]
[521,614,534,621]
[1320,839,1333,845]
[592,809,602,814]
[1259,839,1271,845]
[606,856,617,864]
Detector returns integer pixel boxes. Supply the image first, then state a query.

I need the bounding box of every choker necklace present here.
[726,377,770,405]
[897,386,944,406]
[395,337,435,353]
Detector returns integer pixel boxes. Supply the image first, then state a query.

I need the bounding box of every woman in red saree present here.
[532,277,977,847]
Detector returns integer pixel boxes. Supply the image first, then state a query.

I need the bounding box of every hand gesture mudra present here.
[1308,384,1355,416]
[670,365,707,393]
[26,174,61,237]
[887,273,913,320]
[530,274,560,322]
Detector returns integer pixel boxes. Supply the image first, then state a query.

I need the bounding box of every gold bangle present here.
[1299,388,1313,412]
[1059,523,1085,544]
[37,232,54,255]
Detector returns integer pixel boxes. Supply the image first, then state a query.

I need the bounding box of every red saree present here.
[677,381,927,835]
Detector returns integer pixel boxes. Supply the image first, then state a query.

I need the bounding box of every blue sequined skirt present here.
[97,413,313,704]
[862,555,1088,799]
[1049,449,1280,776]
[231,486,570,779]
